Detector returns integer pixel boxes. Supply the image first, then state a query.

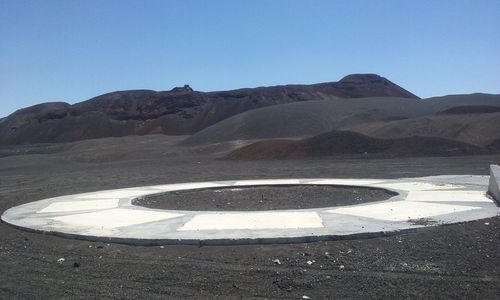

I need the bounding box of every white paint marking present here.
[405,190,491,202]
[327,201,483,222]
[373,182,460,191]
[51,208,184,229]
[178,212,323,231]
[232,179,302,186]
[149,182,226,191]
[38,199,120,213]
[306,179,383,186]
[77,190,158,199]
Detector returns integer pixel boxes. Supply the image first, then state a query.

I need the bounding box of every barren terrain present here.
[1,135,500,298]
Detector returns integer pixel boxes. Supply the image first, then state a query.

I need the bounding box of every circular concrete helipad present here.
[2,176,500,245]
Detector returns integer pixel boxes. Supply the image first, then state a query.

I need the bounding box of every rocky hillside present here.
[0,74,417,145]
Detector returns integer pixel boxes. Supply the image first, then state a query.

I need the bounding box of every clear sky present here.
[1,0,499,117]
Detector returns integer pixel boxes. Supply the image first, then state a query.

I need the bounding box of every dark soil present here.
[135,185,395,211]
[1,136,500,299]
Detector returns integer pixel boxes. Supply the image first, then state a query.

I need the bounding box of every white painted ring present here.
[1,176,499,245]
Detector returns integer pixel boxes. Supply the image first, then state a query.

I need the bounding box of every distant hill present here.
[436,105,500,115]
[184,93,500,145]
[349,111,500,146]
[225,130,489,160]
[0,74,417,145]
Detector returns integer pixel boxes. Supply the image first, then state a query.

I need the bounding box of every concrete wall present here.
[489,164,500,205]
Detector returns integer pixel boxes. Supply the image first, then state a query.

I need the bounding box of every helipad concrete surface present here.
[2,173,500,245]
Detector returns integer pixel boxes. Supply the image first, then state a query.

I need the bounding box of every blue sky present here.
[1,0,499,117]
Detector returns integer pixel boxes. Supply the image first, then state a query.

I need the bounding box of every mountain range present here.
[0,74,417,145]
[2,73,500,160]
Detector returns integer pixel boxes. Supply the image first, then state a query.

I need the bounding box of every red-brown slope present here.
[436,105,500,115]
[349,112,500,147]
[225,131,489,160]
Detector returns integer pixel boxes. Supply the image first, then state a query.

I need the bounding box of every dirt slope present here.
[349,112,500,146]
[225,130,489,160]
[185,93,500,145]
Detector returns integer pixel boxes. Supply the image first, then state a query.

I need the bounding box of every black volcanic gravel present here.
[135,185,395,211]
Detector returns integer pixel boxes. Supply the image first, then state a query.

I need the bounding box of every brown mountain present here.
[0,74,418,145]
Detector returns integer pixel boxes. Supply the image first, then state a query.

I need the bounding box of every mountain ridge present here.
[0,74,418,145]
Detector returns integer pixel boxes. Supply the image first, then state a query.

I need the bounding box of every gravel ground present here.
[1,137,500,299]
[136,185,395,211]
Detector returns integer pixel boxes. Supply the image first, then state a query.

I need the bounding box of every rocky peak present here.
[170,85,194,93]
[339,74,388,84]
